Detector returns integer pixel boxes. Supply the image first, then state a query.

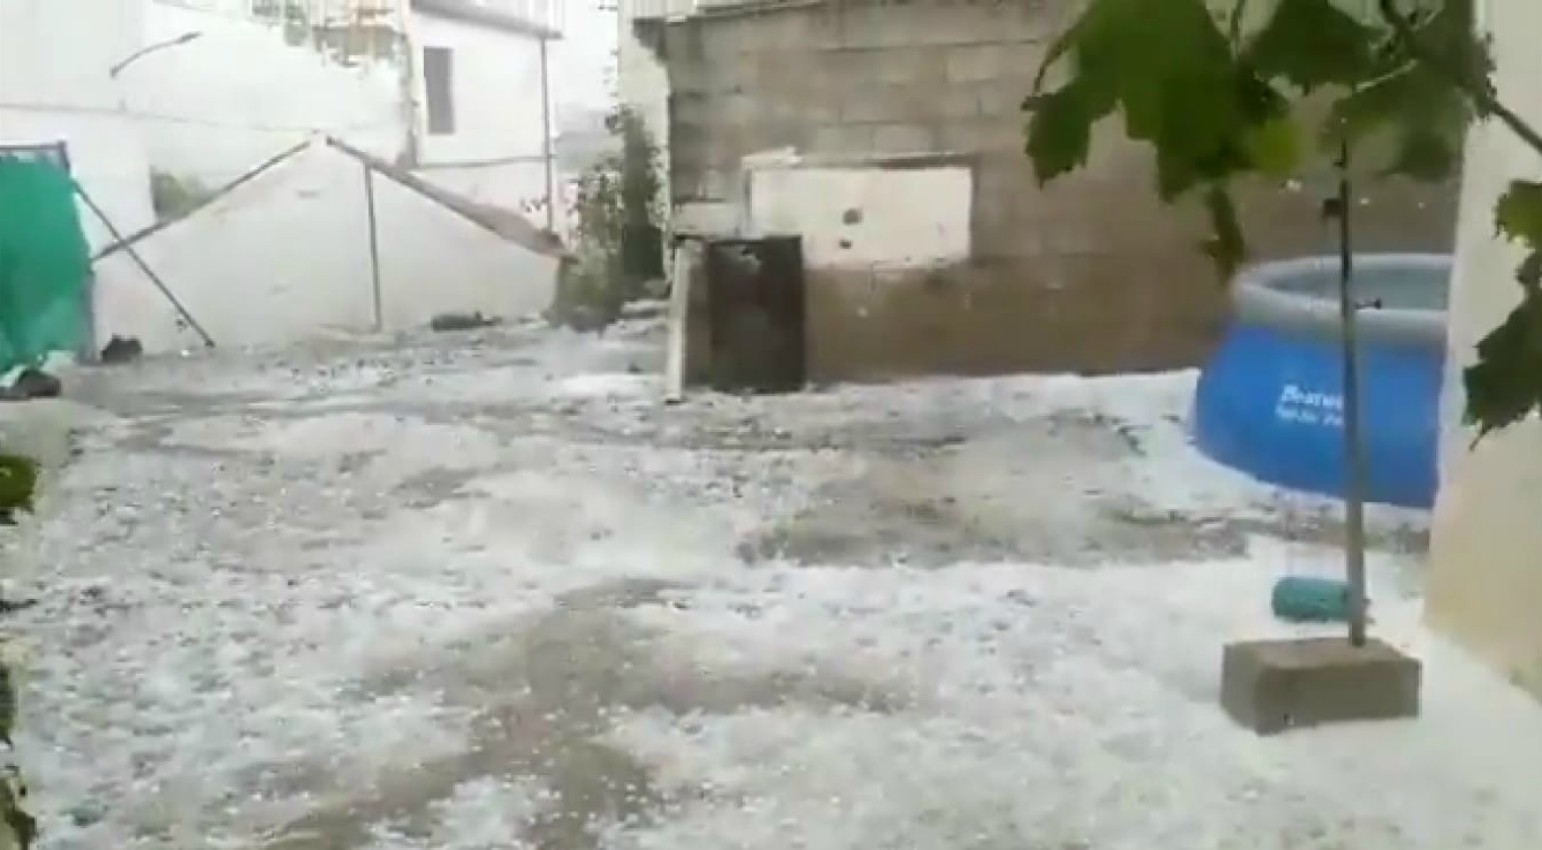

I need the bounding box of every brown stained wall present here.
[657,0,1458,382]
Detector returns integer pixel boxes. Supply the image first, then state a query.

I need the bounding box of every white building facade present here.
[124,0,563,214]
[411,0,563,226]
[0,0,158,247]
[2,0,565,354]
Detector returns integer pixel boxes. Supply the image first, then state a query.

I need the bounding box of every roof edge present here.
[411,0,561,40]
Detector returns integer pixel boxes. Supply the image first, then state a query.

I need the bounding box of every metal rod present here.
[108,32,203,79]
[363,163,384,330]
[1335,138,1369,647]
[539,35,556,234]
[74,182,215,349]
[325,135,565,257]
[92,139,310,263]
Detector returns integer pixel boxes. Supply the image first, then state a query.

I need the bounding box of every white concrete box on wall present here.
[743,157,973,270]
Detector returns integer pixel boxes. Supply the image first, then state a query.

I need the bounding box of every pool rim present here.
[1231,252,1452,348]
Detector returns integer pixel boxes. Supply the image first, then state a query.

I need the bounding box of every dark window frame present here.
[423,45,456,136]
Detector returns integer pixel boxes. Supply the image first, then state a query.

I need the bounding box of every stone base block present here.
[1220,636,1421,735]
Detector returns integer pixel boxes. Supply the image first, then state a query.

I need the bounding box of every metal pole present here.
[539,35,556,234]
[363,163,384,330]
[1334,138,1370,647]
[74,182,215,348]
[107,32,203,80]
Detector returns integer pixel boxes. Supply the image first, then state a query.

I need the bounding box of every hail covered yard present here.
[5,313,1539,850]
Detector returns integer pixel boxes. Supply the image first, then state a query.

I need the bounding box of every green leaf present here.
[1494,180,1542,248]
[1323,65,1469,182]
[1024,81,1109,184]
[1246,0,1380,91]
[1494,180,1542,298]
[1243,116,1303,176]
[1319,0,1487,182]
[1518,253,1542,291]
[1465,181,1542,442]
[1376,0,1493,107]
[1463,290,1542,440]
[1024,0,1286,204]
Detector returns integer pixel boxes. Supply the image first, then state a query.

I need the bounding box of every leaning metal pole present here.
[73,183,216,349]
[1333,138,1370,647]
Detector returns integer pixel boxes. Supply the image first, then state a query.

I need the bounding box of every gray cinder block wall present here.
[651,0,1457,382]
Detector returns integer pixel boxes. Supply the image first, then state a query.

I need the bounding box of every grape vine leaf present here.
[1022,81,1109,183]
[1024,0,1258,199]
[1462,180,1542,439]
[1243,115,1304,178]
[1461,295,1542,439]
[1324,0,1485,182]
[1245,0,1380,92]
[1022,0,1298,278]
[1493,180,1542,251]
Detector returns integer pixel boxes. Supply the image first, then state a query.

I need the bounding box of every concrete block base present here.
[1220,636,1422,735]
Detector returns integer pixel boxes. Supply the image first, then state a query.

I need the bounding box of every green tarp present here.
[0,157,91,375]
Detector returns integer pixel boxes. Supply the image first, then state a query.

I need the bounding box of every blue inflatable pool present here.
[1192,254,1452,509]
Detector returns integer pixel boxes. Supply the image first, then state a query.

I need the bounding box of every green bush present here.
[549,105,663,331]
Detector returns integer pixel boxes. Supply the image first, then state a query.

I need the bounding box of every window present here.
[423,46,456,136]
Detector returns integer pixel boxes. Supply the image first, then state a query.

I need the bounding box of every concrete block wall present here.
[659,0,1457,381]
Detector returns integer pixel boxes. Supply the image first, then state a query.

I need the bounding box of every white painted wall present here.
[125,0,405,186]
[412,12,551,217]
[551,0,614,110]
[1427,0,1542,700]
[0,0,156,248]
[93,141,559,352]
[74,1,562,354]
[744,163,972,269]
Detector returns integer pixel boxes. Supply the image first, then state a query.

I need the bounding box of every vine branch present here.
[1377,0,1542,157]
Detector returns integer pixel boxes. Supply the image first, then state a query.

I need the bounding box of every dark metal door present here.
[704,235,806,394]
